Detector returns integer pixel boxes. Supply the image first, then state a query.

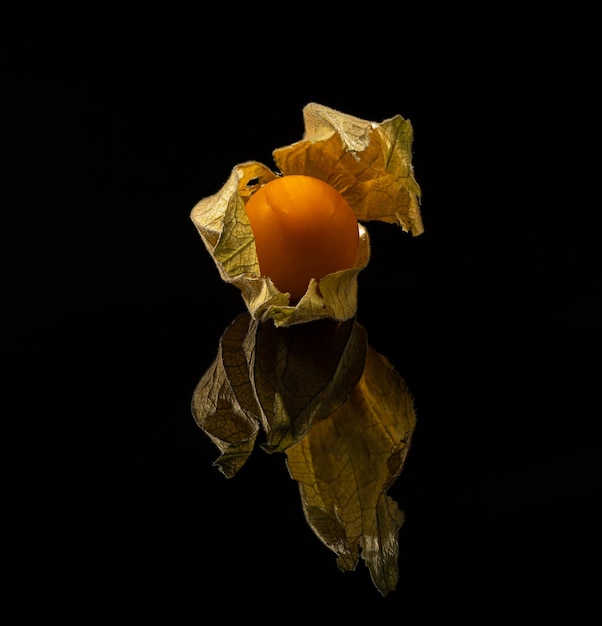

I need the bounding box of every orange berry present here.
[244,175,359,302]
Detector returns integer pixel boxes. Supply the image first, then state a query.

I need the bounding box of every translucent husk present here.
[190,103,422,327]
[192,314,417,596]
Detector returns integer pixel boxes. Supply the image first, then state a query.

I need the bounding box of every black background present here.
[3,3,601,622]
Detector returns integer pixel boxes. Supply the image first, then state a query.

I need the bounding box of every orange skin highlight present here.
[244,175,360,302]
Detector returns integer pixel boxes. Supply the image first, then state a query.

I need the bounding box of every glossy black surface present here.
[3,4,600,622]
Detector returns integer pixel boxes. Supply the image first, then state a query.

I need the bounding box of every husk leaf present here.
[190,161,370,327]
[254,316,367,453]
[274,102,423,235]
[285,343,417,596]
[191,313,261,478]
[192,314,368,475]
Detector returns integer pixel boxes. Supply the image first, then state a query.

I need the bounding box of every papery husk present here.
[190,103,422,328]
[191,313,261,478]
[191,314,368,476]
[285,343,417,596]
[191,161,371,327]
[274,103,423,235]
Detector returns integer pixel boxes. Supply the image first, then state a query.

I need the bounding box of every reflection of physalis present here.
[190,103,422,596]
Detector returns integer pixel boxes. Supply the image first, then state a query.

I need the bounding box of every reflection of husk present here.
[191,314,367,476]
[191,311,416,597]
[285,345,416,597]
[190,102,422,328]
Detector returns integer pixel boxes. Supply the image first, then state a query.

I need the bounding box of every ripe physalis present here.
[190,103,422,595]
